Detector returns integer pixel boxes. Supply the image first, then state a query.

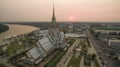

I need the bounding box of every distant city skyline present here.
[0,0,120,22]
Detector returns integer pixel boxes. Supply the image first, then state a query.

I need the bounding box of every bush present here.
[44,50,66,67]
[0,63,6,67]
[91,54,96,61]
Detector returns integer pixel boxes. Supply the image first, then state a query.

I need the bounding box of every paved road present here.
[57,39,80,67]
[86,29,102,67]
[79,56,84,67]
[95,40,120,67]
[87,27,120,67]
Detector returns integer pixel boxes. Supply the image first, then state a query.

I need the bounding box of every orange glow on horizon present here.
[0,0,120,22]
[69,16,75,21]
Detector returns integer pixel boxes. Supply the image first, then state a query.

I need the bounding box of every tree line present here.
[0,24,9,33]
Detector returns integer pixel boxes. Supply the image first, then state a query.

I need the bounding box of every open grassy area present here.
[67,54,81,67]
[6,44,25,55]
[44,50,66,67]
[94,58,100,67]
[68,39,75,45]
[67,39,81,67]
[0,63,6,67]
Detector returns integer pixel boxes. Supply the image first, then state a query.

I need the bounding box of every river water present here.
[0,24,39,45]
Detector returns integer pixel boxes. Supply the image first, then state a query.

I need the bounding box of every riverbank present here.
[0,24,39,45]
[0,24,9,33]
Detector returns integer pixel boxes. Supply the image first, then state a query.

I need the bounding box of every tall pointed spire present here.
[51,3,56,28]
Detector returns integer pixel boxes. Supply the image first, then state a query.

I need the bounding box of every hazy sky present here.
[0,0,120,22]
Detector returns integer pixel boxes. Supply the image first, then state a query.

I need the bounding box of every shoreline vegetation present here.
[0,24,9,33]
[0,24,39,45]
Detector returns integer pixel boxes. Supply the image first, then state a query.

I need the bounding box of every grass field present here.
[67,54,81,67]
[6,44,25,55]
[44,50,66,67]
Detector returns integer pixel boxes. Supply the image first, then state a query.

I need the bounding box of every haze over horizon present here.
[0,0,120,22]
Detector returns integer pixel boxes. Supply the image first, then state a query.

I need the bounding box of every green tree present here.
[0,63,6,67]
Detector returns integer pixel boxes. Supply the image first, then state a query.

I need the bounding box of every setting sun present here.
[70,16,74,20]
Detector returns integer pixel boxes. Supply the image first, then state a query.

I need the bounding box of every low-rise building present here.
[108,39,120,46]
[94,27,120,34]
[65,33,86,38]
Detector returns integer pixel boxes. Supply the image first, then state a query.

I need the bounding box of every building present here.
[21,4,67,65]
[108,39,120,46]
[94,27,120,34]
[108,39,120,61]
[108,39,120,52]
[68,25,74,33]
[65,33,86,38]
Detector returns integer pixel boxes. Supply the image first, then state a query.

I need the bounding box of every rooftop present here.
[96,27,120,31]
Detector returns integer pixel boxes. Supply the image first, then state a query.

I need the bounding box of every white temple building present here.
[22,4,67,65]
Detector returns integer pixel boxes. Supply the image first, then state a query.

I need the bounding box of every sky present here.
[0,0,120,22]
